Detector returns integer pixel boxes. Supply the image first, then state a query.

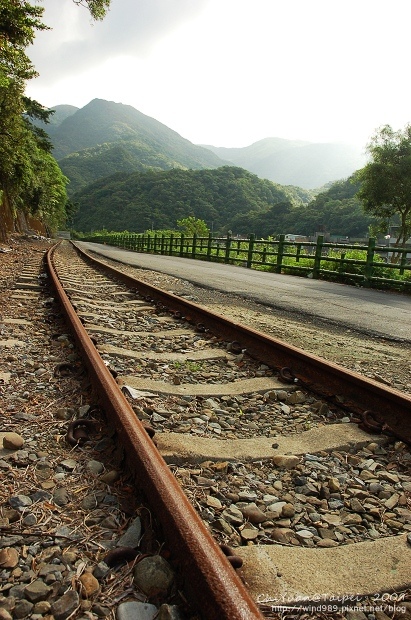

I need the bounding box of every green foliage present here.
[58,140,185,194]
[22,96,54,152]
[0,2,54,226]
[0,0,112,236]
[286,177,376,237]
[226,177,376,238]
[356,124,411,246]
[321,249,384,277]
[0,0,47,83]
[142,228,178,236]
[72,0,110,20]
[71,165,380,238]
[72,166,299,233]
[177,216,209,237]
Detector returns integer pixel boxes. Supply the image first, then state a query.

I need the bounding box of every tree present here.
[177,216,209,237]
[72,0,111,20]
[0,0,111,239]
[0,2,69,234]
[355,125,411,247]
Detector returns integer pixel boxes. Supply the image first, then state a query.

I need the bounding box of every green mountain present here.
[72,166,312,234]
[202,137,367,190]
[44,99,227,193]
[39,98,371,236]
[47,104,78,127]
[41,99,366,194]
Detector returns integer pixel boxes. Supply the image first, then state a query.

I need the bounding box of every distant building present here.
[284,234,308,242]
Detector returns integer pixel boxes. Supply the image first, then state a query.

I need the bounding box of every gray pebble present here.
[87,460,105,475]
[24,580,52,603]
[12,600,33,619]
[50,591,80,620]
[117,601,158,620]
[9,495,32,509]
[133,556,175,597]
[53,488,69,506]
[117,516,142,548]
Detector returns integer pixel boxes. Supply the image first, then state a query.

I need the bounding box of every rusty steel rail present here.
[74,242,411,444]
[46,244,264,619]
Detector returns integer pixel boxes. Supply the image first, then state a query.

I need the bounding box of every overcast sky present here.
[26,0,411,149]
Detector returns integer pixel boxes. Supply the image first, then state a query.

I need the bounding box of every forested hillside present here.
[277,177,377,238]
[72,166,312,233]
[71,166,375,238]
[222,176,376,238]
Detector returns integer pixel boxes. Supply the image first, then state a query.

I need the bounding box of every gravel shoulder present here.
[84,249,411,398]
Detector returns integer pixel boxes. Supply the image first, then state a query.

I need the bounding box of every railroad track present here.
[46,240,411,619]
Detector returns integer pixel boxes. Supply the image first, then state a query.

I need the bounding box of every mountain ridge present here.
[202,138,366,189]
[41,99,366,191]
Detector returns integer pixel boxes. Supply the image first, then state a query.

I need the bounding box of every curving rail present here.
[46,244,264,618]
[69,242,411,444]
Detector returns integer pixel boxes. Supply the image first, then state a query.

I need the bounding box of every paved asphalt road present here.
[77,242,411,342]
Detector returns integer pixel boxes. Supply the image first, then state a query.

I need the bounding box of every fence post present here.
[246,234,255,268]
[364,237,376,285]
[399,249,407,275]
[207,233,213,261]
[339,252,346,273]
[169,234,174,256]
[312,235,324,279]
[276,234,285,273]
[179,234,185,257]
[224,232,232,264]
[192,233,197,259]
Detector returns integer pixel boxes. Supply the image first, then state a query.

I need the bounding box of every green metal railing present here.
[82,232,411,291]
